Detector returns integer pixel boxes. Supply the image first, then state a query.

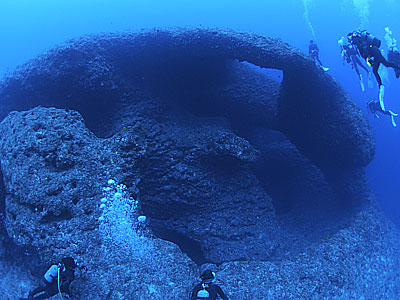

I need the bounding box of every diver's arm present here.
[216,285,229,300]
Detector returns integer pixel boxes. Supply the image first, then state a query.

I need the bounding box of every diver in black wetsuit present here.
[309,40,329,71]
[339,36,371,91]
[191,270,228,300]
[348,30,400,110]
[364,46,399,87]
[367,99,398,127]
[19,257,79,300]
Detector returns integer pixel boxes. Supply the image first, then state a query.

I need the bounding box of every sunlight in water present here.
[352,0,370,28]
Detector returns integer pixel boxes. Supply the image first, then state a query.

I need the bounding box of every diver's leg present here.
[373,47,400,70]
[373,62,385,110]
[354,56,369,73]
[352,59,361,76]
[367,71,374,88]
[381,57,400,69]
[352,57,365,91]
[29,286,46,298]
[32,294,50,300]
[372,63,383,86]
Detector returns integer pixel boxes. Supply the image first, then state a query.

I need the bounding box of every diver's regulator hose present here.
[57,265,64,300]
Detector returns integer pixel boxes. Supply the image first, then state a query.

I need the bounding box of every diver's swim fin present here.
[391,115,397,127]
[359,74,365,92]
[379,85,385,111]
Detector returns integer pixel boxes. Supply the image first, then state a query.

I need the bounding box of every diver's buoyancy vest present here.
[349,30,381,58]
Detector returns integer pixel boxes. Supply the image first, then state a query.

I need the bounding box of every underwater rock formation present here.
[0,106,198,299]
[0,28,374,170]
[0,28,398,299]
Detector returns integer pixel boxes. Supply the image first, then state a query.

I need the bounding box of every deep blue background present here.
[1,0,399,226]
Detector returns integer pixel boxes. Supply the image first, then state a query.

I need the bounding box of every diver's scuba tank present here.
[363,31,381,48]
[44,264,59,284]
[348,30,381,58]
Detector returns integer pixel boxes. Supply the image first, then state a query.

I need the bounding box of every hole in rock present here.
[40,208,73,224]
[151,225,207,265]
[242,61,283,83]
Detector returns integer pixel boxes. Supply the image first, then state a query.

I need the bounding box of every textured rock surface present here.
[0,107,198,299]
[216,203,400,299]
[0,28,397,299]
[0,28,374,170]
[0,108,103,255]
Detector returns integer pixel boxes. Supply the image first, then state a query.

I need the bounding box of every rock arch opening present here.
[242,61,283,83]
[0,28,374,265]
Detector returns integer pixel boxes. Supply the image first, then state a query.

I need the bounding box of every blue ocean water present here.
[1,0,399,226]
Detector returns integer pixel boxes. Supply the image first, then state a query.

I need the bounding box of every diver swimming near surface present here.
[367,99,398,127]
[348,30,400,111]
[309,40,329,71]
[338,36,372,92]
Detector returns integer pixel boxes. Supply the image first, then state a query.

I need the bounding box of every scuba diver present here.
[384,26,397,49]
[385,27,400,79]
[309,40,329,71]
[367,99,398,127]
[388,45,400,78]
[191,269,229,300]
[19,257,79,300]
[348,30,400,111]
[338,36,372,92]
